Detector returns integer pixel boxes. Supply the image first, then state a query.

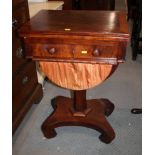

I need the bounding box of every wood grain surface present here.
[39,61,114,90]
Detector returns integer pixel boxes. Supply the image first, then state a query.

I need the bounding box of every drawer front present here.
[32,44,74,59]
[12,2,29,30]
[13,31,27,74]
[73,45,119,59]
[26,42,124,64]
[12,62,38,118]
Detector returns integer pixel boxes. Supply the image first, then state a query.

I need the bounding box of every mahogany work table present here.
[19,10,129,143]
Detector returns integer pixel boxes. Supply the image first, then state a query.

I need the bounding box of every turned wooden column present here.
[71,90,91,117]
[73,90,86,112]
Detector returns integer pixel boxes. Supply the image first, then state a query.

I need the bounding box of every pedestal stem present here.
[73,90,87,112]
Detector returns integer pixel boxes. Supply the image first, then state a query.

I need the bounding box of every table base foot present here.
[41,96,115,143]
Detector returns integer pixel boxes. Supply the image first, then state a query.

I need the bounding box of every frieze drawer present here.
[31,44,74,59]
[26,43,124,64]
[73,45,120,58]
[13,30,27,75]
[12,62,38,118]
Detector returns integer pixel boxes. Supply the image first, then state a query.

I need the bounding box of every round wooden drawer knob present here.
[93,49,100,56]
[22,76,29,85]
[48,48,56,54]
[16,47,23,58]
[12,19,18,29]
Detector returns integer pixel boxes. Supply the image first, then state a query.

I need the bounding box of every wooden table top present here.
[19,10,129,40]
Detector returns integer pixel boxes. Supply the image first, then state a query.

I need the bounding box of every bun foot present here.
[51,97,57,110]
[100,99,115,116]
[99,132,115,144]
[42,126,57,139]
